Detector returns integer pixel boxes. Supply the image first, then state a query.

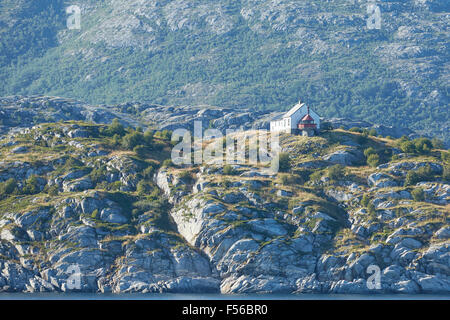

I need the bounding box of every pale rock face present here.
[323,148,365,166]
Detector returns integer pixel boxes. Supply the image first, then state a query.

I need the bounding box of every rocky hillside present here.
[0,0,448,141]
[0,103,448,294]
[0,95,418,140]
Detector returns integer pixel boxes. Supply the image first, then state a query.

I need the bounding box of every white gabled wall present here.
[287,104,321,130]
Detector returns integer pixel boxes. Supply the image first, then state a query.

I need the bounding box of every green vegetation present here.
[367,154,380,167]
[397,137,435,155]
[411,188,425,202]
[278,153,291,173]
[22,175,41,195]
[223,165,236,175]
[0,178,17,198]
[327,164,345,181]
[103,119,126,137]
[404,165,434,186]
[361,194,370,207]
[280,173,303,186]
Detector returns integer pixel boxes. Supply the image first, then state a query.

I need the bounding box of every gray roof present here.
[284,102,305,118]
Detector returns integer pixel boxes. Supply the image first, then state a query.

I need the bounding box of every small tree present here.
[364,147,377,158]
[309,170,323,182]
[367,202,376,217]
[404,171,419,186]
[133,145,147,158]
[223,165,236,175]
[136,181,151,196]
[144,130,154,146]
[278,152,291,172]
[122,131,144,150]
[22,175,40,195]
[411,188,425,202]
[361,194,370,207]
[162,159,172,167]
[414,138,433,154]
[404,164,433,186]
[328,164,345,181]
[400,140,415,154]
[106,118,125,137]
[367,154,380,167]
[431,138,444,150]
[443,165,450,182]
[0,178,17,196]
[143,165,155,179]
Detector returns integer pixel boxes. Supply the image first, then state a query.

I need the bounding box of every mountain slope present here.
[0,0,448,141]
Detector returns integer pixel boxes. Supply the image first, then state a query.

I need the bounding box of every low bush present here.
[367,154,380,167]
[223,165,236,175]
[404,164,434,186]
[411,188,425,202]
[278,152,291,172]
[328,164,345,181]
[0,178,17,196]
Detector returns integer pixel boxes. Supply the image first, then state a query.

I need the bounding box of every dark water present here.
[0,293,449,300]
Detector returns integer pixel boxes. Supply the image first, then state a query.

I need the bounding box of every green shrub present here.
[367,202,376,217]
[0,178,18,196]
[45,184,59,196]
[361,194,370,207]
[162,159,173,167]
[143,166,155,179]
[414,138,433,154]
[404,164,433,186]
[404,171,419,186]
[431,138,444,149]
[280,174,301,185]
[368,128,377,136]
[441,151,450,163]
[328,164,345,181]
[309,170,323,182]
[364,147,377,158]
[349,127,362,133]
[156,130,171,141]
[443,165,450,182]
[136,180,152,196]
[105,118,125,137]
[22,175,41,195]
[178,170,193,181]
[223,164,236,175]
[91,209,99,219]
[133,145,147,158]
[108,181,122,191]
[367,154,380,167]
[278,152,291,172]
[144,130,154,145]
[399,140,415,154]
[90,165,108,184]
[411,188,425,202]
[121,131,145,150]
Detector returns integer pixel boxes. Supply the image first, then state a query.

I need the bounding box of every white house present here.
[270,101,321,135]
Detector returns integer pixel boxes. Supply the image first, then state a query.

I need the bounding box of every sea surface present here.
[0,293,448,300]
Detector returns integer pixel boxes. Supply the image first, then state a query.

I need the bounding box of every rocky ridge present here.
[0,108,448,294]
